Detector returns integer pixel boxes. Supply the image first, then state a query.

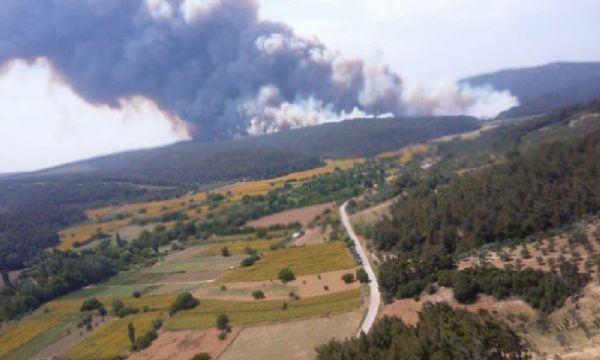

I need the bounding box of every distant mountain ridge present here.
[461,62,600,118]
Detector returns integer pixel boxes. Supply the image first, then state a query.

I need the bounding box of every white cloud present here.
[0,59,190,173]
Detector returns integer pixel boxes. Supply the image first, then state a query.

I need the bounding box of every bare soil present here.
[219,310,363,360]
[381,287,536,326]
[294,226,331,246]
[160,245,208,263]
[349,199,394,226]
[31,316,114,360]
[248,203,335,228]
[129,328,240,360]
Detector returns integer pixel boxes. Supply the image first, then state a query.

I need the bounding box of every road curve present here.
[340,201,381,336]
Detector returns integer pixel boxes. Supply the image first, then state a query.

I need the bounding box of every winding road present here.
[340,201,381,336]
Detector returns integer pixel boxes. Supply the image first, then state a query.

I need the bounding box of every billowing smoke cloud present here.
[0,0,404,139]
[0,0,517,141]
[403,82,519,119]
[0,59,189,173]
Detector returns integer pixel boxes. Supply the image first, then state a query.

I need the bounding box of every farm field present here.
[64,311,163,360]
[165,288,363,330]
[129,328,241,360]
[216,241,356,283]
[200,239,280,256]
[220,310,364,360]
[247,202,335,227]
[58,218,131,250]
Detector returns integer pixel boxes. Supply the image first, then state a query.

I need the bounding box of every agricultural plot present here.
[58,218,131,250]
[248,202,335,228]
[216,241,356,283]
[63,311,163,360]
[0,313,71,359]
[220,310,364,360]
[165,288,362,330]
[200,239,280,256]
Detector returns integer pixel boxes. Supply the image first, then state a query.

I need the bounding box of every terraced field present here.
[216,241,356,283]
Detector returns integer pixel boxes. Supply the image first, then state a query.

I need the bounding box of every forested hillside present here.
[316,303,530,359]
[461,62,600,118]
[373,128,600,254]
[29,116,479,185]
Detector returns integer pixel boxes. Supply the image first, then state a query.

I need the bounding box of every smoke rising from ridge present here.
[0,0,517,140]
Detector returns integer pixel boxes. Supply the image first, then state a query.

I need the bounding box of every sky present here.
[0,0,599,173]
[260,0,600,83]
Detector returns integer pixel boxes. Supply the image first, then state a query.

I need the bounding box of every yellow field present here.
[64,311,162,360]
[200,240,280,256]
[84,158,361,223]
[377,144,429,164]
[165,288,362,330]
[216,241,356,283]
[58,218,131,250]
[0,313,67,358]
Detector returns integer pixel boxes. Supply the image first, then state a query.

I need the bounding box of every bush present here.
[170,292,199,316]
[452,272,479,304]
[216,313,230,330]
[191,353,211,360]
[80,298,103,312]
[134,329,157,351]
[251,290,265,300]
[278,268,296,283]
[356,268,369,283]
[241,254,260,267]
[341,273,355,284]
[221,247,231,257]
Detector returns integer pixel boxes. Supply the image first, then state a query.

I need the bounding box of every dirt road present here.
[340,201,381,336]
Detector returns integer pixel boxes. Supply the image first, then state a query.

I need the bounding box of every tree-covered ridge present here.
[316,302,531,360]
[373,128,600,254]
[26,116,479,185]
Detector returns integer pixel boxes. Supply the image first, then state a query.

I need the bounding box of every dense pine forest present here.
[373,128,600,254]
[316,303,531,359]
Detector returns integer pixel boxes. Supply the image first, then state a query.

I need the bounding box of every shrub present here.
[80,298,103,312]
[221,247,231,257]
[341,273,355,284]
[356,268,369,283]
[216,313,230,330]
[278,268,296,283]
[452,272,479,304]
[241,254,260,267]
[191,353,211,360]
[134,329,157,351]
[251,290,265,300]
[132,291,142,298]
[170,292,199,316]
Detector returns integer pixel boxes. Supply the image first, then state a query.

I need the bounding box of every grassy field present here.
[0,313,70,358]
[150,254,245,274]
[376,143,429,163]
[165,288,362,330]
[63,311,163,360]
[200,240,280,256]
[216,241,356,283]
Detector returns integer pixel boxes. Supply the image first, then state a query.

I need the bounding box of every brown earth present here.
[129,328,240,360]
[193,268,361,301]
[381,287,536,326]
[248,203,335,228]
[31,316,114,360]
[160,245,208,263]
[219,310,364,360]
[294,226,331,246]
[349,199,394,226]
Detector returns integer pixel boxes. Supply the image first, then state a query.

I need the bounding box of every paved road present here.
[340,201,381,336]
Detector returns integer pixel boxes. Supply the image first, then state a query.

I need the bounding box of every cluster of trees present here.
[316,302,531,359]
[373,129,600,254]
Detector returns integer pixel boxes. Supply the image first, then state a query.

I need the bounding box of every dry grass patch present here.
[0,313,68,358]
[57,218,131,250]
[220,310,364,360]
[216,241,355,283]
[248,203,335,228]
[165,289,362,330]
[129,328,240,360]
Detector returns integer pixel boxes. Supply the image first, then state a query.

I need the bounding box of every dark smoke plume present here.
[0,0,404,139]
